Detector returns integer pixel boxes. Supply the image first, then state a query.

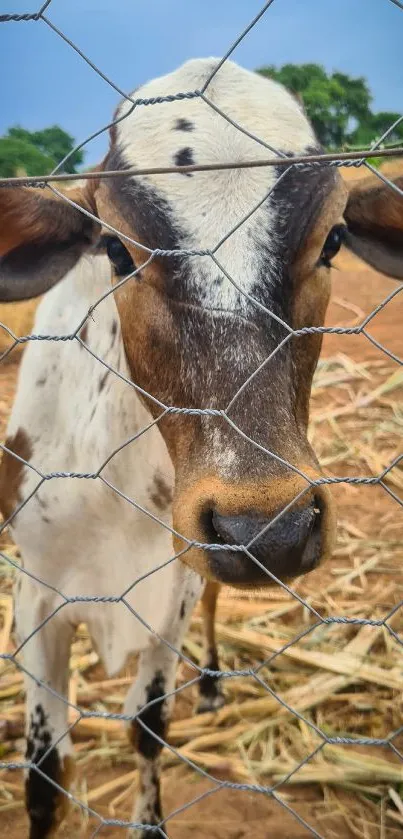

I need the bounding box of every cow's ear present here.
[343,171,403,279]
[0,180,101,301]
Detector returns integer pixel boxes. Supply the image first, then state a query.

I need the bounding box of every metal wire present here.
[1,144,403,188]
[0,2,402,838]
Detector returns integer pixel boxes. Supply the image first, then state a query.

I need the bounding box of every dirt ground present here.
[0,249,402,838]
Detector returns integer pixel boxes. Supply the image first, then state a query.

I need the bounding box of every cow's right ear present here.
[343,171,403,280]
[0,181,101,302]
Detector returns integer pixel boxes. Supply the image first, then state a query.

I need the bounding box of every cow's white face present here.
[1,58,402,587]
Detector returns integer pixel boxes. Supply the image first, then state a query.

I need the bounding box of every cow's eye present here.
[103,236,135,276]
[320,225,346,267]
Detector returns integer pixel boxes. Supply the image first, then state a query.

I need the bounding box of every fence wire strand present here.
[0,1,403,838]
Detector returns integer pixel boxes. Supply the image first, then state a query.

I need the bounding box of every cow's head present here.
[1,59,402,587]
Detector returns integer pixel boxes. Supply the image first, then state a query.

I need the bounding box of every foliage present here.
[348,111,403,148]
[0,125,83,177]
[256,63,401,151]
[0,136,54,178]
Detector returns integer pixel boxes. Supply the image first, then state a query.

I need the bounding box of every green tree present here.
[0,136,54,178]
[348,111,403,148]
[257,63,373,148]
[0,125,83,177]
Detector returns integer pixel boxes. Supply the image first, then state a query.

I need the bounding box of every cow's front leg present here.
[124,564,203,838]
[15,573,74,839]
[197,581,225,713]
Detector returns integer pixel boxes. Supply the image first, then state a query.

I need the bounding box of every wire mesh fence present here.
[0,1,402,837]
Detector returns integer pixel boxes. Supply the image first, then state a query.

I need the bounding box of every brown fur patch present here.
[149,474,173,511]
[345,174,403,240]
[0,184,98,257]
[0,428,32,522]
[291,179,348,428]
[342,173,403,278]
[201,581,220,650]
[79,322,88,343]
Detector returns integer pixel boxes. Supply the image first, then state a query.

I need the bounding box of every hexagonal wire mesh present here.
[0,1,402,838]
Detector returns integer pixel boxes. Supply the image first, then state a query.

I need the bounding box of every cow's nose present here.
[206,500,322,585]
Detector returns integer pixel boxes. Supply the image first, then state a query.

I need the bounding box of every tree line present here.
[1,63,401,177]
[257,63,402,150]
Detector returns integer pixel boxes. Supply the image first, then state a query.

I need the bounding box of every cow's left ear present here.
[0,179,101,302]
[343,172,403,279]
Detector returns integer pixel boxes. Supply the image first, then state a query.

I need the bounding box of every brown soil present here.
[1,772,388,839]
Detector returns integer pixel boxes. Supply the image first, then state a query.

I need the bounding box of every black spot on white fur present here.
[34,704,46,728]
[174,147,194,175]
[197,648,225,713]
[140,764,162,839]
[26,743,61,839]
[173,118,195,132]
[26,704,61,839]
[134,671,166,760]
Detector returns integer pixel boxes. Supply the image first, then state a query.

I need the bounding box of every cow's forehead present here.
[116,58,316,162]
[107,59,329,312]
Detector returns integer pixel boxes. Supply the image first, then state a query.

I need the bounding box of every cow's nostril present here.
[201,509,224,546]
[211,509,265,548]
[204,498,325,586]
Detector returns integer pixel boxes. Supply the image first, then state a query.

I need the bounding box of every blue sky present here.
[1,0,402,165]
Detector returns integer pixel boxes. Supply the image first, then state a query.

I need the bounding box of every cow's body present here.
[5,251,208,836]
[10,252,182,673]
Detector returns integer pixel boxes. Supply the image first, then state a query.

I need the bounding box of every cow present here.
[0,58,402,839]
